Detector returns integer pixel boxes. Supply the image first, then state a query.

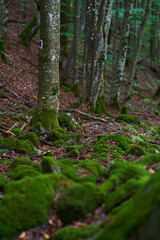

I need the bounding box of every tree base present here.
[72,83,80,98]
[94,97,113,117]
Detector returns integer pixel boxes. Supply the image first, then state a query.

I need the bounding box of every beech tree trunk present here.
[72,0,80,97]
[110,0,134,109]
[37,0,60,130]
[0,0,9,62]
[122,0,152,113]
[90,0,113,112]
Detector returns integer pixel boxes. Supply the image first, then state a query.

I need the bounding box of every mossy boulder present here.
[96,171,160,240]
[10,165,41,180]
[31,122,46,136]
[41,156,61,173]
[61,161,106,183]
[53,139,65,148]
[116,114,139,124]
[56,182,104,224]
[15,139,34,154]
[22,132,40,147]
[59,113,78,130]
[11,157,34,169]
[64,149,79,158]
[138,153,160,168]
[44,148,53,156]
[55,225,100,240]
[0,136,19,150]
[0,174,8,191]
[127,145,146,156]
[47,128,68,142]
[0,174,68,239]
[11,128,24,138]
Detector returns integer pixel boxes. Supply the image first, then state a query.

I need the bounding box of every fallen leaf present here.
[19,232,26,239]
[148,168,155,174]
[44,234,50,239]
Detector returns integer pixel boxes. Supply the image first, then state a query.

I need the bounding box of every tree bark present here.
[90,0,113,112]
[110,0,134,109]
[122,0,152,113]
[0,0,9,62]
[37,0,60,130]
[72,0,80,97]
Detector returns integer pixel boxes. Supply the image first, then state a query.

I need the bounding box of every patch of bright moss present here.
[0,174,8,191]
[53,139,65,148]
[59,113,78,130]
[56,182,104,224]
[10,165,41,180]
[116,114,139,124]
[41,156,61,173]
[11,128,24,138]
[31,121,46,136]
[0,174,66,239]
[138,153,160,167]
[44,148,53,156]
[55,225,100,240]
[23,132,40,147]
[127,145,146,156]
[15,139,34,154]
[11,157,33,169]
[47,128,68,142]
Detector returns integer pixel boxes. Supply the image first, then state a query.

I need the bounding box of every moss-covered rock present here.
[56,182,104,224]
[10,165,41,180]
[0,174,67,239]
[0,136,19,150]
[11,128,24,138]
[127,145,146,156]
[11,157,33,169]
[116,114,140,124]
[47,128,68,142]
[0,174,8,191]
[138,153,160,167]
[61,160,106,183]
[15,139,34,154]
[96,171,160,240]
[59,113,78,130]
[55,225,100,240]
[41,156,61,173]
[31,122,46,136]
[44,148,53,156]
[23,132,40,147]
[53,139,65,148]
[64,149,79,158]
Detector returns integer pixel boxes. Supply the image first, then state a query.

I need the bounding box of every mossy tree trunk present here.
[110,0,134,109]
[72,0,80,97]
[0,0,9,62]
[37,0,60,131]
[122,0,152,113]
[90,0,113,112]
[19,0,40,49]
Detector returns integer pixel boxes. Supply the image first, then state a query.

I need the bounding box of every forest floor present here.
[0,0,160,240]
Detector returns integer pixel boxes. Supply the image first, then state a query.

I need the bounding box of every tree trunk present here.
[122,0,152,113]
[19,0,40,49]
[0,0,9,62]
[110,0,134,109]
[64,0,86,86]
[72,0,80,97]
[83,0,96,101]
[90,0,113,112]
[37,0,60,130]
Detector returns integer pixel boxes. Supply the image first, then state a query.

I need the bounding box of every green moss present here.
[72,83,80,97]
[23,132,40,147]
[0,40,7,62]
[104,177,149,213]
[61,85,72,92]
[11,128,24,138]
[56,182,104,223]
[61,160,106,183]
[96,171,160,240]
[41,156,61,173]
[55,225,100,240]
[11,157,33,169]
[0,136,19,150]
[47,128,68,142]
[94,97,113,117]
[19,17,38,49]
[58,113,78,130]
[15,139,34,154]
[10,165,41,180]
[0,174,8,191]
[70,102,80,109]
[0,91,9,98]
[116,114,139,124]
[111,96,121,110]
[13,114,25,121]
[31,122,46,136]
[64,149,79,158]
[138,153,160,167]
[69,133,81,142]
[44,148,53,156]
[0,113,6,119]
[53,139,65,148]
[39,109,59,131]
[127,145,146,156]
[0,174,66,239]
[65,144,83,152]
